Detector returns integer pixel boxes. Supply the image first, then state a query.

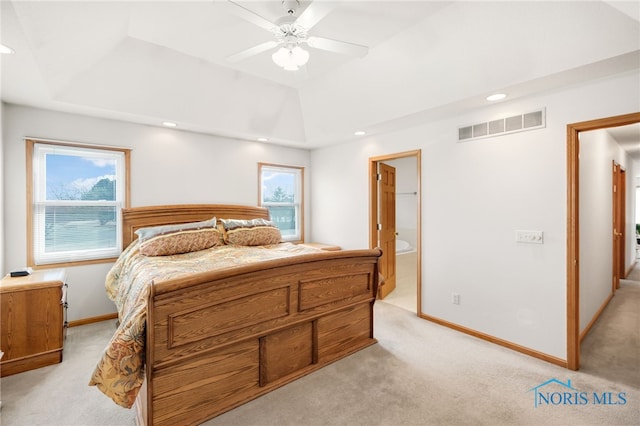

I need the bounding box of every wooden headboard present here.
[121,204,270,249]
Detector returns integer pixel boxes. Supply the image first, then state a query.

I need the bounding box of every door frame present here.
[566,112,640,370]
[369,150,422,313]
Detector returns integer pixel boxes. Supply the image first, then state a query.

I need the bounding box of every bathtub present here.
[396,239,415,254]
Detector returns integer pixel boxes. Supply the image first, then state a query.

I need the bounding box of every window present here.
[258,163,304,243]
[27,140,130,266]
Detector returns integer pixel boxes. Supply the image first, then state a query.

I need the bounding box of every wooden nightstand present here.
[300,242,341,251]
[0,268,68,377]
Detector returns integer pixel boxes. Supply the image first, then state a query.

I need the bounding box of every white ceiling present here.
[608,124,640,159]
[1,0,639,149]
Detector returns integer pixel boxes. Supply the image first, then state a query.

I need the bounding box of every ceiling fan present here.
[225,0,369,71]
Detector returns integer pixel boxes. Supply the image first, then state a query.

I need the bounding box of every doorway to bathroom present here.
[369,150,421,314]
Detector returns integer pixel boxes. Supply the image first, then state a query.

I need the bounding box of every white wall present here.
[2,104,310,321]
[579,129,636,332]
[310,71,640,360]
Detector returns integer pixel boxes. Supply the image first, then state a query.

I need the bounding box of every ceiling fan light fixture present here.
[0,44,15,54]
[272,46,309,71]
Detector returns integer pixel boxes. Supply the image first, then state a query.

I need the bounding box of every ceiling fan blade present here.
[226,41,279,63]
[225,0,277,33]
[295,1,335,30]
[306,36,369,58]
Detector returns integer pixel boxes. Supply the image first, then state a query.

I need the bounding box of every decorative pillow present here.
[220,218,282,246]
[135,217,223,256]
[135,217,217,240]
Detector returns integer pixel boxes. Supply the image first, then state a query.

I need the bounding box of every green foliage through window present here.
[259,163,303,242]
[29,140,129,265]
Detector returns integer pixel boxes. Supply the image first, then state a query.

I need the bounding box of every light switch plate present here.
[516,230,543,244]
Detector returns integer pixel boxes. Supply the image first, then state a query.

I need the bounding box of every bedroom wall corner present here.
[2,104,311,322]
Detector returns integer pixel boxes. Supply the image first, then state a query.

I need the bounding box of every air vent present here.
[458,108,546,142]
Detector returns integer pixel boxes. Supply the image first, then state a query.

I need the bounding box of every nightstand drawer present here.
[0,268,67,376]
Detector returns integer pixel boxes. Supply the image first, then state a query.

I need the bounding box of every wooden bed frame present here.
[121,204,382,426]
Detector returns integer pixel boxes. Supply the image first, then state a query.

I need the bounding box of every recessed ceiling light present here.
[0,44,15,55]
[354,131,366,136]
[162,121,177,127]
[486,93,507,101]
[257,137,269,142]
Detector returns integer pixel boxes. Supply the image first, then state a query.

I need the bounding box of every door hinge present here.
[376,173,382,181]
[377,223,382,230]
[613,184,617,192]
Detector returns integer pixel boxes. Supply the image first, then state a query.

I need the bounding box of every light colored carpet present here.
[206,300,639,426]
[0,319,133,425]
[625,261,640,281]
[1,286,637,425]
[580,279,640,390]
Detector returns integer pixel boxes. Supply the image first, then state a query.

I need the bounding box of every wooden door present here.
[378,163,396,298]
[612,162,626,291]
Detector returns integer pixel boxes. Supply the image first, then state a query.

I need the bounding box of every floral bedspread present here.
[89,241,320,408]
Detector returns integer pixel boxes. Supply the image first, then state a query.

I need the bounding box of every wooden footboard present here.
[120,204,381,425]
[135,250,381,426]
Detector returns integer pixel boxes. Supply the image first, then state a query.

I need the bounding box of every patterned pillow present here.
[135,217,223,256]
[220,218,282,246]
[135,217,217,240]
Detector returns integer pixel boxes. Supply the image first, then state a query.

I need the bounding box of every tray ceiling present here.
[2,1,639,148]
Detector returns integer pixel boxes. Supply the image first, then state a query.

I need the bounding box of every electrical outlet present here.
[452,293,460,305]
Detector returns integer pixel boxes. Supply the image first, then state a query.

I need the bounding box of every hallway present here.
[580,266,640,389]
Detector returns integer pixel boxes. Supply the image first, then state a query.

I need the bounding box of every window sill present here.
[31,257,119,270]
